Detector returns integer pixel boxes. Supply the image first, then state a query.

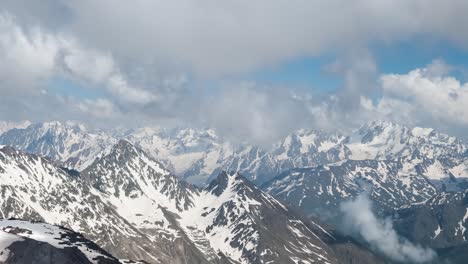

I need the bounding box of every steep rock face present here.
[82,140,197,212]
[390,191,468,264]
[0,141,231,263]
[81,140,224,264]
[81,141,356,264]
[261,157,467,219]
[393,191,468,249]
[0,219,124,264]
[182,172,340,264]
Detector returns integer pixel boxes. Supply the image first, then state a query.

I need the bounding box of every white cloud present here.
[44,0,468,76]
[359,60,468,135]
[0,13,58,93]
[60,38,158,105]
[2,2,468,143]
[76,98,117,118]
[0,12,159,114]
[107,74,157,105]
[340,194,436,263]
[61,43,115,84]
[194,82,315,146]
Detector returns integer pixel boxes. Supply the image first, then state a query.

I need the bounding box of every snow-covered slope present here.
[80,140,225,264]
[181,171,341,264]
[0,144,166,263]
[0,142,385,264]
[264,159,432,218]
[123,127,236,184]
[347,120,467,161]
[82,141,343,264]
[219,129,350,184]
[263,155,468,221]
[0,219,124,264]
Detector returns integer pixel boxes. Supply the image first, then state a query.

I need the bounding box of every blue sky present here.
[246,38,468,96]
[50,39,468,100]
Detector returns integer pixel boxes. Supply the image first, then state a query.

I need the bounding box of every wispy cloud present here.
[340,193,436,263]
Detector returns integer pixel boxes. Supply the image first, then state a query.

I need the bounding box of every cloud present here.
[357,60,468,138]
[2,2,468,144]
[0,13,58,94]
[0,13,160,124]
[193,82,316,146]
[340,193,436,263]
[380,65,468,124]
[76,98,118,119]
[4,0,468,76]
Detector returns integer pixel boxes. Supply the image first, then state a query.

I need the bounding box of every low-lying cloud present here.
[340,194,436,263]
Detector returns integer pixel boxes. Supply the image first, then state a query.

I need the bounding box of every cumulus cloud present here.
[340,194,436,263]
[0,13,160,123]
[358,60,468,138]
[0,13,58,94]
[380,66,468,124]
[3,0,468,76]
[2,2,468,143]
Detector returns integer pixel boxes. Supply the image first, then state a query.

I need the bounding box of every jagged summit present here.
[82,139,196,212]
[206,171,256,197]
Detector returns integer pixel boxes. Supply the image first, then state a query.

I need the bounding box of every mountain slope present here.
[0,141,387,264]
[0,144,169,263]
[389,191,468,264]
[181,171,340,264]
[81,140,227,264]
[262,156,468,219]
[0,219,127,264]
[393,191,468,249]
[82,140,345,263]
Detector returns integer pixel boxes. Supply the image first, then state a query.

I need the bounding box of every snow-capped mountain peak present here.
[83,139,197,213]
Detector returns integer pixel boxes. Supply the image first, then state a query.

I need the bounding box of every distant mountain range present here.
[1,120,466,186]
[1,120,468,263]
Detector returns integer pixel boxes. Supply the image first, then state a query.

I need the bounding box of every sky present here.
[1,0,468,145]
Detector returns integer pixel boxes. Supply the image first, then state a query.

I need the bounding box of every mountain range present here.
[1,120,467,186]
[1,120,468,263]
[0,139,389,264]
